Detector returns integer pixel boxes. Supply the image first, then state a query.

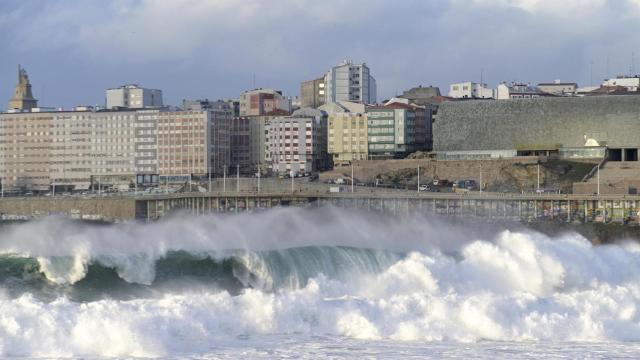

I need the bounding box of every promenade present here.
[0,178,638,224]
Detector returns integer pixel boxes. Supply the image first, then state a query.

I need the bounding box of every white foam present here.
[1,210,640,357]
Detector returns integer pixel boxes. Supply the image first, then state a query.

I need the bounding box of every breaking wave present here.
[1,207,640,357]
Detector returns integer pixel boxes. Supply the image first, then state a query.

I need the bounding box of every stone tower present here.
[8,65,38,111]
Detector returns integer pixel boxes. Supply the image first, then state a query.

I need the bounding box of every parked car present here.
[419,184,430,191]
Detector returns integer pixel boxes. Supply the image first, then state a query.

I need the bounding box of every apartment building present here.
[0,105,232,191]
[106,84,163,109]
[239,88,291,116]
[322,102,368,165]
[324,60,377,104]
[366,103,427,159]
[448,82,493,99]
[0,110,143,191]
[266,108,329,175]
[300,77,326,108]
[155,109,231,178]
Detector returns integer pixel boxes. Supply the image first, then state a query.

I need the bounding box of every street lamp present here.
[351,163,354,193]
[257,165,261,193]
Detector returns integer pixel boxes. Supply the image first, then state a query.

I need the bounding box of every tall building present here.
[229,115,274,175]
[321,102,368,165]
[0,110,150,191]
[324,60,376,104]
[300,77,325,108]
[8,66,38,111]
[448,82,493,99]
[106,84,163,109]
[155,109,231,178]
[266,108,329,175]
[239,88,290,116]
[0,106,232,191]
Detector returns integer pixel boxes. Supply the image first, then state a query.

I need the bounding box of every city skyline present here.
[2,0,640,108]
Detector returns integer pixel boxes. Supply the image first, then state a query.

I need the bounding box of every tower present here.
[8,65,38,111]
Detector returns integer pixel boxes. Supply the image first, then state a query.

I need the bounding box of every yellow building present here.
[326,108,368,165]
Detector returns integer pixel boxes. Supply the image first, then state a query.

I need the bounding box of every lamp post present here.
[351,163,354,193]
[597,164,600,195]
[223,165,226,193]
[417,166,420,193]
[236,164,240,193]
[479,164,482,193]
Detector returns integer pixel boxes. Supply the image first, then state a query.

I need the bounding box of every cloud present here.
[1,0,640,106]
[470,0,608,16]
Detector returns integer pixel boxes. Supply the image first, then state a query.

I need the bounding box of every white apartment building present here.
[266,108,328,175]
[324,60,377,104]
[106,84,163,109]
[448,82,493,99]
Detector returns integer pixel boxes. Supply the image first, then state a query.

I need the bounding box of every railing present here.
[581,157,608,182]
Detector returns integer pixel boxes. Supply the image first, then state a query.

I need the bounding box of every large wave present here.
[1,208,640,357]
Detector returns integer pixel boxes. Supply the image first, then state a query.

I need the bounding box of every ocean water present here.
[0,207,640,358]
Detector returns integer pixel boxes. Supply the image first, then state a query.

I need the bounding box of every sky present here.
[2,0,640,108]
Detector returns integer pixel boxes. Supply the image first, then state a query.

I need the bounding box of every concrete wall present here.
[434,95,640,152]
[0,197,137,221]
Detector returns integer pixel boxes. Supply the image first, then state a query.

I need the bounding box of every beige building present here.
[0,110,141,191]
[322,102,368,165]
[0,107,231,192]
[156,109,231,178]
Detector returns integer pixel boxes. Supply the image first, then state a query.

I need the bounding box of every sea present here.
[1,207,640,359]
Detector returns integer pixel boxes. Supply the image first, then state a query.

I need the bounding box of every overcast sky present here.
[1,0,640,108]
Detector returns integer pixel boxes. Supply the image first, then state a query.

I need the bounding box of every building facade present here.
[266,108,328,175]
[495,83,550,100]
[321,101,368,165]
[324,60,377,104]
[300,77,326,108]
[537,81,578,95]
[106,84,163,109]
[155,109,231,178]
[0,107,231,191]
[327,110,368,165]
[0,110,143,191]
[433,96,640,161]
[602,76,640,91]
[448,82,493,99]
[366,103,429,158]
[239,88,290,116]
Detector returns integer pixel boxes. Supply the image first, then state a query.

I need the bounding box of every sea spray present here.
[0,208,639,357]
